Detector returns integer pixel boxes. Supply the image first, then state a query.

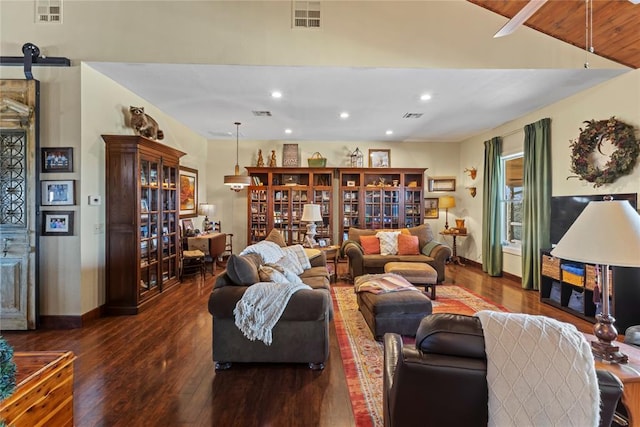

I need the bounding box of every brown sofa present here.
[207,250,332,370]
[341,224,451,283]
[384,313,623,427]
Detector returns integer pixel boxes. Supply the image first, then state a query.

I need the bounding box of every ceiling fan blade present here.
[493,0,549,38]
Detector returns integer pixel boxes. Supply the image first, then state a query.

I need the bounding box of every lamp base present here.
[591,340,628,364]
[305,223,317,248]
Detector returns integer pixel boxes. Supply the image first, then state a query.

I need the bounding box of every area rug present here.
[332,285,509,427]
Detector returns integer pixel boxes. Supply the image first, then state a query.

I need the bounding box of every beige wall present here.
[458,70,640,277]
[0,0,631,316]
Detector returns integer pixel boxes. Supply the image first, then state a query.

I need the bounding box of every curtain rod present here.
[500,127,523,138]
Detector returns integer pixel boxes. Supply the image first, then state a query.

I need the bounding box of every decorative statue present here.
[269,150,277,167]
[129,106,164,140]
[257,149,265,167]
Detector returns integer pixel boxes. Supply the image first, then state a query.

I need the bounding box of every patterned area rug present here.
[332,285,509,427]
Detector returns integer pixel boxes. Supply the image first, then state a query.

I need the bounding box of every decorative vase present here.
[455,219,465,229]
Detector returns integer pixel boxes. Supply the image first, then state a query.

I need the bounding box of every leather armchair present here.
[383,313,623,427]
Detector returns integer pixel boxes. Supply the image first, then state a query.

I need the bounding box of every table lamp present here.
[199,203,216,233]
[439,196,456,230]
[301,203,322,247]
[551,198,640,363]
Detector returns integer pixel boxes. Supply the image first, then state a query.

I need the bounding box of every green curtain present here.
[482,137,503,276]
[521,118,551,290]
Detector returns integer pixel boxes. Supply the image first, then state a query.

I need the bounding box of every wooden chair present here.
[178,227,205,280]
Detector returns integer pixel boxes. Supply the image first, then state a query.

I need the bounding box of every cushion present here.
[304,248,322,261]
[360,235,381,255]
[376,231,401,256]
[282,244,311,270]
[264,228,287,247]
[258,264,291,284]
[277,252,305,275]
[397,234,420,255]
[421,240,441,256]
[226,254,260,285]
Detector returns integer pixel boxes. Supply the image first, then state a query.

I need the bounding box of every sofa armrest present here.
[309,250,327,267]
[424,241,451,283]
[342,240,365,278]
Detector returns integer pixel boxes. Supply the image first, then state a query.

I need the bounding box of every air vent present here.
[403,113,423,119]
[293,1,321,28]
[252,111,272,117]
[35,0,62,23]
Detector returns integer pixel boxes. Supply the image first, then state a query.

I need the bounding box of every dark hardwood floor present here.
[1,262,598,427]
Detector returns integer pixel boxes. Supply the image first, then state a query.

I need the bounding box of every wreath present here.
[569,117,639,187]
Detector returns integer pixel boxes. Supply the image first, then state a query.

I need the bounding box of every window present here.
[501,153,523,250]
[293,1,321,28]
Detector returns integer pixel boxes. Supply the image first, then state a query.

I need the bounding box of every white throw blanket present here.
[475,311,599,427]
[234,281,311,345]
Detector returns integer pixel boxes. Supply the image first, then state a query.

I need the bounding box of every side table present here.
[439,231,468,266]
[319,245,340,282]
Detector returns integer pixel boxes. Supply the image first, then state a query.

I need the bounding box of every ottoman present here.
[357,288,432,340]
[384,262,438,300]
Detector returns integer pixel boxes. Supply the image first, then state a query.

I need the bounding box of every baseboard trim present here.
[460,258,522,285]
[39,305,103,330]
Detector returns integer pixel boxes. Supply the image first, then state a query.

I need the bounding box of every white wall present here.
[458,70,640,278]
[0,0,630,316]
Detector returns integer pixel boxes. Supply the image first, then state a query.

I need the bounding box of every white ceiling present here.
[88,62,627,143]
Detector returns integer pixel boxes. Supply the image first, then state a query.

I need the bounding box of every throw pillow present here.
[276,252,305,275]
[360,235,381,255]
[258,265,291,284]
[376,231,401,255]
[264,228,287,247]
[397,234,420,255]
[282,244,311,270]
[226,254,260,285]
[422,240,442,256]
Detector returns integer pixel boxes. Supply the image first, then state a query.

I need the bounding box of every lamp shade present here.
[224,122,251,191]
[199,203,216,218]
[551,200,640,267]
[439,196,456,209]
[301,204,322,222]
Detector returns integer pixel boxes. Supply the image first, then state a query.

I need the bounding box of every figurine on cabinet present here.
[257,149,265,167]
[269,150,277,167]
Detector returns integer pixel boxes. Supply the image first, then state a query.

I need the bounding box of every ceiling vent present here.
[292,1,321,28]
[252,111,272,117]
[403,113,423,119]
[35,0,62,23]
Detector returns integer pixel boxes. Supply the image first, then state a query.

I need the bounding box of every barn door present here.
[0,79,38,330]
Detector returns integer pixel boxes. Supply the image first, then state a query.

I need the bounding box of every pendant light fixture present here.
[224,122,251,192]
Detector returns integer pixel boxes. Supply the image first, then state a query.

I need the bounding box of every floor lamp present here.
[551,199,640,363]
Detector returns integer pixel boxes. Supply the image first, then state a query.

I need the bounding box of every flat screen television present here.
[550,193,638,246]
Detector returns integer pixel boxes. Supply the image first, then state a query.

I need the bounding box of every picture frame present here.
[428,177,456,192]
[179,166,198,218]
[42,210,74,236]
[282,143,299,167]
[346,180,356,187]
[41,147,73,173]
[41,180,75,206]
[182,219,194,234]
[368,149,390,168]
[424,197,440,219]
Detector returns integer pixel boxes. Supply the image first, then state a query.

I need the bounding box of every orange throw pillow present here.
[397,234,420,255]
[360,235,381,255]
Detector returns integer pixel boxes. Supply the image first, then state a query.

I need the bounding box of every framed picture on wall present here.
[424,198,439,219]
[41,180,75,206]
[428,177,456,192]
[179,166,198,218]
[368,149,390,168]
[42,211,74,236]
[41,147,73,173]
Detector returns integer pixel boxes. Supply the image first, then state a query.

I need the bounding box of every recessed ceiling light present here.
[420,94,432,101]
[340,112,350,119]
[284,128,292,134]
[271,91,282,99]
[385,130,393,135]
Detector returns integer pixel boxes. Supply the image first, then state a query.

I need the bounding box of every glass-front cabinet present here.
[103,135,185,315]
[246,167,334,246]
[338,168,426,243]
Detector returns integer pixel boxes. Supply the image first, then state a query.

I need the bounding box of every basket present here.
[585,265,597,290]
[541,255,560,280]
[307,152,327,167]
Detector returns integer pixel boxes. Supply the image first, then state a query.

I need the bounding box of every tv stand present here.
[539,250,640,333]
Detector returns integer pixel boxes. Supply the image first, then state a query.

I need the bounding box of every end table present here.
[439,231,468,266]
[319,245,340,282]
